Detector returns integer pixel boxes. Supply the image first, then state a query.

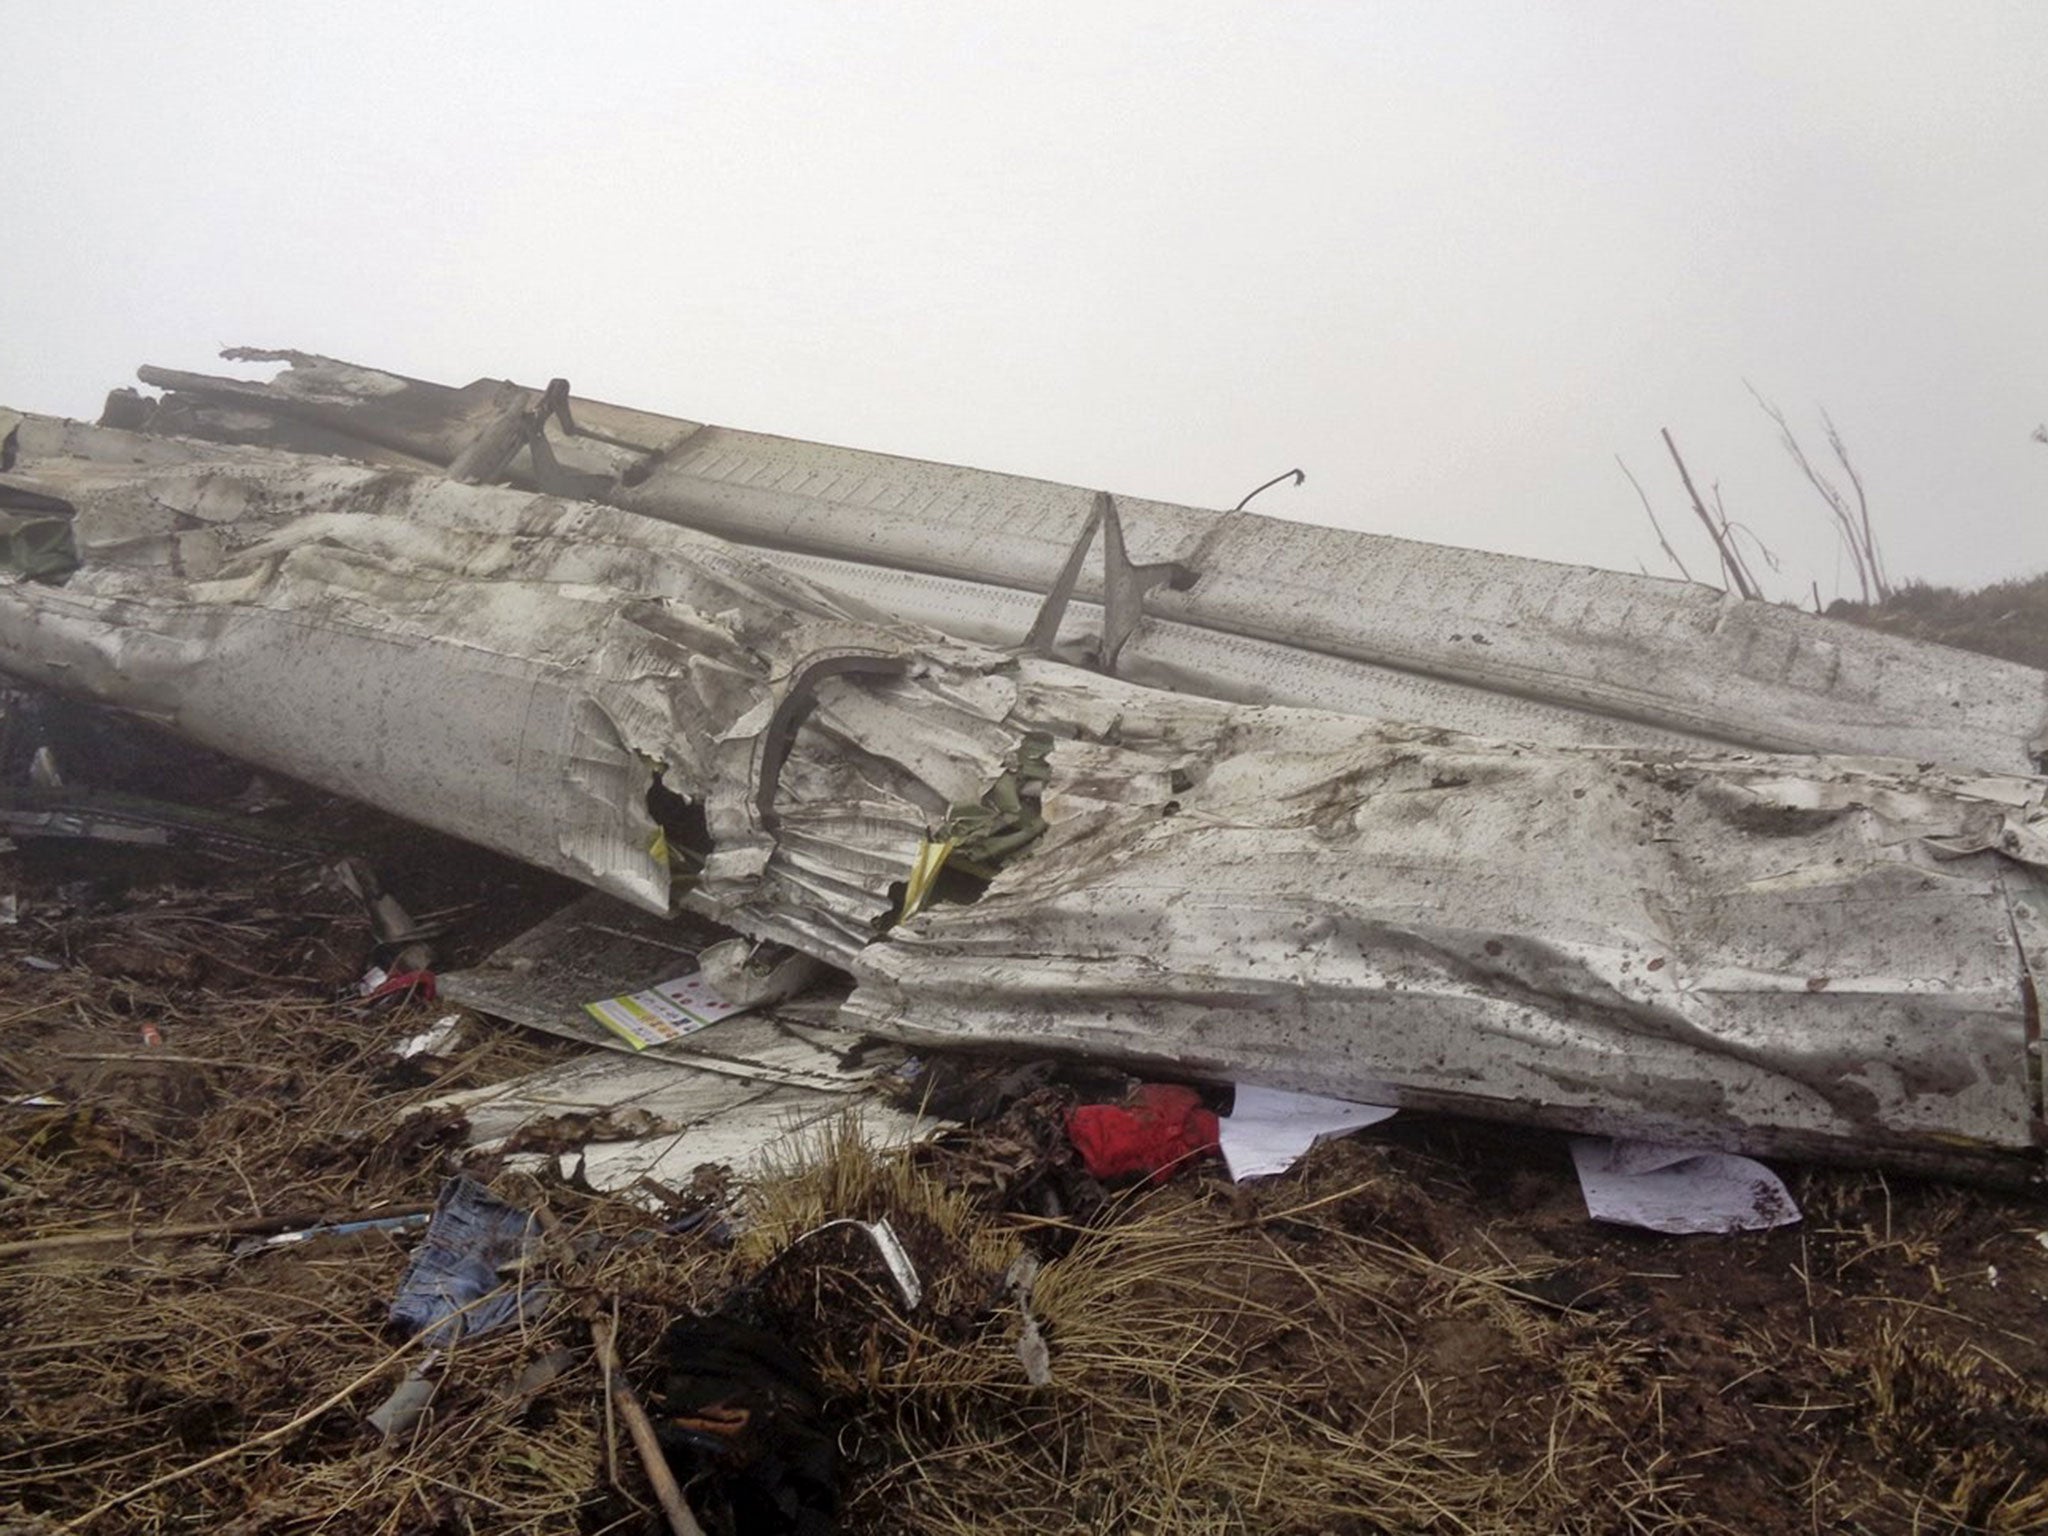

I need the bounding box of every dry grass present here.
[5,869,2047,1536]
[1828,571,2048,672]
[713,1124,1726,1536]
[741,1123,2048,1536]
[8,1005,2048,1535]
[0,946,634,1536]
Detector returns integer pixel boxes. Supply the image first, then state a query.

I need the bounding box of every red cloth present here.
[1065,1084,1220,1183]
[365,969,437,1005]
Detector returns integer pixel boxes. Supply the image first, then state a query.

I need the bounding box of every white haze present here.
[7,2,2044,594]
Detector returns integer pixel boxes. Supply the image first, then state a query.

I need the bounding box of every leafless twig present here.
[1748,386,1891,603]
[1661,429,1762,600]
[1617,456,1695,583]
[536,1205,708,1536]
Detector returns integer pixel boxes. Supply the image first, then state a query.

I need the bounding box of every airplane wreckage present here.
[2,350,2044,1182]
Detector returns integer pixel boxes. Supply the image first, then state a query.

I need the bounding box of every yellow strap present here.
[900,836,958,920]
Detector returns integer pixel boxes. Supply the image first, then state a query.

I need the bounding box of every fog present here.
[9,2,2044,594]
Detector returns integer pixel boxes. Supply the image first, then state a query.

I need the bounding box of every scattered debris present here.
[360,969,437,1009]
[1217,1084,1399,1181]
[533,1203,712,1536]
[0,1204,432,1262]
[4,402,2043,1173]
[698,936,826,1009]
[432,1036,937,1201]
[330,856,432,948]
[0,785,325,855]
[1569,1137,1802,1234]
[779,1217,923,1311]
[5,857,2048,1531]
[391,1013,465,1060]
[361,1366,442,1447]
[2,351,2048,1533]
[26,745,61,788]
[1066,1083,1221,1183]
[882,1055,1057,1124]
[1004,1251,1053,1386]
[437,892,854,1073]
[650,1316,836,1536]
[386,1176,548,1345]
[584,968,748,1050]
[229,1211,432,1257]
[368,1176,550,1444]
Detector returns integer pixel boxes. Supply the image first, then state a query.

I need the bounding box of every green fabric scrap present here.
[0,509,78,582]
[939,732,1053,879]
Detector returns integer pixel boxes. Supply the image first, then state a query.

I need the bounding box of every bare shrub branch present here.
[1748,386,1891,603]
[1662,428,1762,600]
[1616,455,1696,584]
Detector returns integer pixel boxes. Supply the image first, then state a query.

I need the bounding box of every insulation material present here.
[3,416,2045,1178]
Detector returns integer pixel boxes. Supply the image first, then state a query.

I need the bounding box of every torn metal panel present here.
[742,547,1718,748]
[0,417,1015,946]
[435,1050,937,1198]
[131,350,692,488]
[438,891,892,1092]
[3,414,2045,1178]
[617,438,2048,770]
[138,350,2048,771]
[845,700,2048,1174]
[403,891,934,1200]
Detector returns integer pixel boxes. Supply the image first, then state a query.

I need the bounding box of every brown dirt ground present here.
[6,937,2046,1536]
[4,602,2048,1536]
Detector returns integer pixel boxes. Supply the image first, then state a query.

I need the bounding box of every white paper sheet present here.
[394,1014,465,1060]
[1218,1084,1399,1180]
[1569,1137,1800,1234]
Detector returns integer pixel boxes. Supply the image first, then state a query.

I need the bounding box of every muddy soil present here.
[3,691,2046,1535]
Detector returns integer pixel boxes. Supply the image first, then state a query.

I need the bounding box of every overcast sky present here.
[8,3,2044,595]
